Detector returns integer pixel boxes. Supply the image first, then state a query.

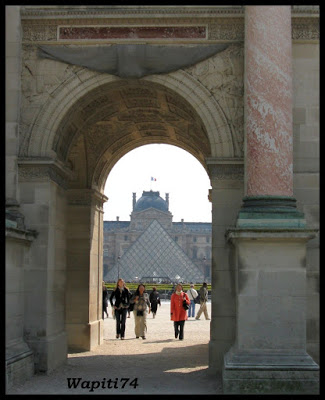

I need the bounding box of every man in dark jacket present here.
[195,282,210,320]
[149,287,161,318]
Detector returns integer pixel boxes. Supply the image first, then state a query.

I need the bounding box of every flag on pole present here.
[151,177,157,181]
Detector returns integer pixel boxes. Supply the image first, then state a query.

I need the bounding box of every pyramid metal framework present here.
[105,219,205,283]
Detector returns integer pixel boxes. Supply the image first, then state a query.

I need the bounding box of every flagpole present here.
[150,176,157,191]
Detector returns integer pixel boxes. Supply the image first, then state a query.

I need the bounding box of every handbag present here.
[182,294,189,310]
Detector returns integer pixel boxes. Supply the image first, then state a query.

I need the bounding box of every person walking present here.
[109,278,130,339]
[170,283,190,341]
[149,286,161,318]
[195,282,210,320]
[102,281,109,319]
[126,286,133,318]
[186,283,198,318]
[130,284,151,339]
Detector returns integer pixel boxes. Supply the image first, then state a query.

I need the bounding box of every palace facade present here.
[103,190,211,283]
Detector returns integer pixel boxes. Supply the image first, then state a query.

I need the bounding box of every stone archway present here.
[18,67,244,371]
[21,69,235,162]
[7,5,319,393]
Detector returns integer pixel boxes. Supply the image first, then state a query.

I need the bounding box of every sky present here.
[103,144,212,223]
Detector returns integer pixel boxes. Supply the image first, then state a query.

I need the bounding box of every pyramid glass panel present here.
[105,220,205,283]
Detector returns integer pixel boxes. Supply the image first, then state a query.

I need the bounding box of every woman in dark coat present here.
[149,286,161,318]
[109,278,130,340]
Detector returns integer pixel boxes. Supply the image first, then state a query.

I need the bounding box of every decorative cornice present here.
[6,226,38,243]
[20,5,319,20]
[18,158,74,189]
[20,6,245,19]
[291,5,319,17]
[67,188,108,209]
[226,227,318,242]
[292,17,319,41]
[206,158,244,180]
[21,17,318,43]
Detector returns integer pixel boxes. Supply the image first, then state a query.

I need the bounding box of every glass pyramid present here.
[105,219,205,283]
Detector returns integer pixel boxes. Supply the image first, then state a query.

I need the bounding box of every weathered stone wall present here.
[6,6,21,204]
[292,43,319,363]
[65,189,105,351]
[18,176,68,372]
[6,232,35,389]
[207,160,244,371]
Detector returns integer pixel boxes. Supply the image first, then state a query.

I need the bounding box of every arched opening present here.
[62,80,214,351]
[102,143,212,283]
[96,143,213,383]
[19,70,241,374]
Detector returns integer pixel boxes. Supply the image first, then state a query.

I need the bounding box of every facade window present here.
[124,235,128,241]
[193,237,197,243]
[193,248,197,259]
[206,236,210,243]
[175,236,178,242]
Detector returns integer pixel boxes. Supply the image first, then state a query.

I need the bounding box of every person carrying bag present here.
[170,283,190,341]
[130,284,151,339]
[186,284,198,318]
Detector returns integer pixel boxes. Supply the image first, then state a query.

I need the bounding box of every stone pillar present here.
[6,228,37,388]
[5,7,37,387]
[5,6,26,228]
[238,5,305,228]
[245,6,293,198]
[6,6,21,205]
[18,161,72,374]
[66,189,107,351]
[222,6,319,394]
[206,158,244,373]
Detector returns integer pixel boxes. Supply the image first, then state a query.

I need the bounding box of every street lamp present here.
[117,255,121,280]
[203,256,207,281]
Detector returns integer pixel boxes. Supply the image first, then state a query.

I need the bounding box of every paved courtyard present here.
[7,301,223,395]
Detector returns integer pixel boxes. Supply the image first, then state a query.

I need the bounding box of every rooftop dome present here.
[133,191,169,213]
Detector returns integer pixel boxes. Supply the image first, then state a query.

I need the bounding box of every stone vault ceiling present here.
[56,80,211,189]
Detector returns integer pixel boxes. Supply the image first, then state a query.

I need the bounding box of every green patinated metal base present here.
[236,196,306,228]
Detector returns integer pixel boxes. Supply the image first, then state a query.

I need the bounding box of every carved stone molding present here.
[186,43,244,158]
[20,5,319,19]
[67,188,108,210]
[208,19,244,41]
[292,18,319,41]
[22,24,57,42]
[5,226,38,244]
[20,6,245,19]
[18,159,74,189]
[20,6,318,43]
[206,158,244,180]
[291,5,319,15]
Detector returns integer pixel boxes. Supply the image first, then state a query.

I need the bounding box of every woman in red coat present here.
[170,283,190,340]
